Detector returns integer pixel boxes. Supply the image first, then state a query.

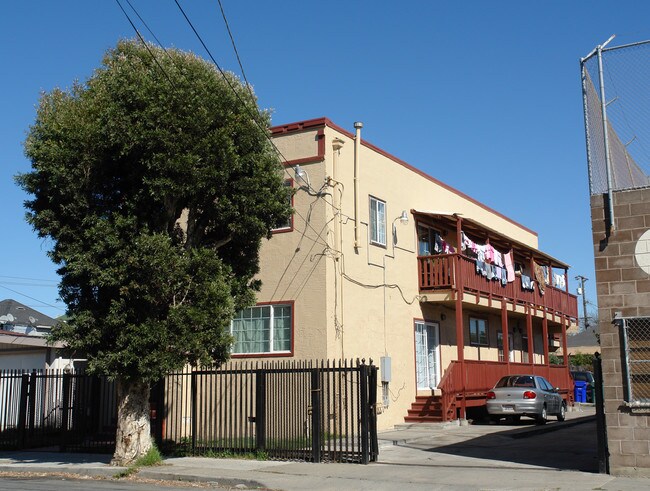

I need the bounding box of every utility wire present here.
[172,0,336,247]
[0,275,58,283]
[216,0,255,101]
[0,285,65,312]
[114,0,177,89]
[124,0,175,62]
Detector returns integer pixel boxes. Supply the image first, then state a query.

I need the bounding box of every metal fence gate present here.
[0,359,378,464]
[158,359,378,464]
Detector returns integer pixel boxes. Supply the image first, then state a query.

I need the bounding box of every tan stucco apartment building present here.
[231,118,579,430]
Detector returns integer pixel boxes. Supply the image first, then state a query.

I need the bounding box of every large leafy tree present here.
[17,40,291,465]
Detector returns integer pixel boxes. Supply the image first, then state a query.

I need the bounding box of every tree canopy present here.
[17,40,291,381]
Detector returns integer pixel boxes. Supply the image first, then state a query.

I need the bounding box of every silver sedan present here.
[486,374,566,424]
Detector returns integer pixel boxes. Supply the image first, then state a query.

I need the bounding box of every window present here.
[369,196,386,246]
[231,303,292,355]
[469,317,488,346]
[272,180,293,232]
[497,332,504,362]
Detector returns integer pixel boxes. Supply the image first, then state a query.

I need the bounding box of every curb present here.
[137,469,266,488]
[0,464,124,479]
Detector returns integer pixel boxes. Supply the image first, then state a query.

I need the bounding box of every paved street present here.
[2,407,649,490]
[379,414,598,472]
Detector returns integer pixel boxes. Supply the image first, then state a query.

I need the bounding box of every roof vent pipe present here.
[353,121,363,250]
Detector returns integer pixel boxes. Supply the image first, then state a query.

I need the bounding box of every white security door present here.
[415,321,440,390]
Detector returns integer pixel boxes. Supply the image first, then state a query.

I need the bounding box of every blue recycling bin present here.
[574,380,587,403]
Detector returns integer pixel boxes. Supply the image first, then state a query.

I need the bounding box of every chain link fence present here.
[620,316,650,405]
[581,40,650,196]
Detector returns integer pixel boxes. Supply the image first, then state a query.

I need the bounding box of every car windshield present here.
[495,375,535,388]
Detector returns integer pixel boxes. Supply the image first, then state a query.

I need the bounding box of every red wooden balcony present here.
[418,253,578,319]
[437,359,573,421]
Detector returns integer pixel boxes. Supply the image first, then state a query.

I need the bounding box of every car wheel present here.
[536,405,547,425]
[557,403,566,422]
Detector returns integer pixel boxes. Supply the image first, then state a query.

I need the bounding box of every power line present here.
[0,285,65,312]
[114,2,336,252]
[0,275,57,283]
[216,0,255,100]
[114,0,177,89]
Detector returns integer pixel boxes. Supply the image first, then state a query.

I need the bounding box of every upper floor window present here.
[231,303,292,355]
[369,196,386,246]
[469,317,488,346]
[272,180,293,232]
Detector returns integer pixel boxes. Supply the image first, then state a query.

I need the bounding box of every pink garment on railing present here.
[504,251,515,283]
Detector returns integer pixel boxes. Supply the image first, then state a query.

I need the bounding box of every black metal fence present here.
[0,370,116,453]
[0,359,378,464]
[157,359,378,463]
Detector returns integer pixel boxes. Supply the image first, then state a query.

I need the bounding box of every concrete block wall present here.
[591,188,650,477]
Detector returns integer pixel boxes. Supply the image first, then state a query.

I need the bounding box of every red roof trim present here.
[270,118,537,238]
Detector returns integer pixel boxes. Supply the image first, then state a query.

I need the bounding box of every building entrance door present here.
[415,321,440,390]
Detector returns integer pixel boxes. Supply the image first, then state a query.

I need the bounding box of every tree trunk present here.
[111,377,152,466]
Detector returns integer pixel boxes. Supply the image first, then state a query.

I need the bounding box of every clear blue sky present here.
[1,1,648,319]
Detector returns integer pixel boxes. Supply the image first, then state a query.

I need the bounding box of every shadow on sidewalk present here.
[393,417,598,473]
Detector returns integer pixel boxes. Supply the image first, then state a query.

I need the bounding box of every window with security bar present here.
[620,317,650,406]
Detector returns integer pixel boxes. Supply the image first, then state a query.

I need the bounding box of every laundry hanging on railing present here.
[553,273,566,289]
[533,261,546,296]
[504,251,515,283]
[521,274,535,291]
[432,231,456,254]
[463,231,510,285]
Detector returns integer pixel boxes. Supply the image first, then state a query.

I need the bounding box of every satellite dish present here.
[0,315,8,322]
[29,316,36,324]
[6,314,14,322]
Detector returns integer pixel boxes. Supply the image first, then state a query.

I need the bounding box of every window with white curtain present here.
[231,304,292,354]
[369,196,386,246]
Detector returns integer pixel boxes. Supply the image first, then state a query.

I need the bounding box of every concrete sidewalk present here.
[0,406,647,490]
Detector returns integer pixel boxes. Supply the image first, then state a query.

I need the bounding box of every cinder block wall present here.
[591,188,650,477]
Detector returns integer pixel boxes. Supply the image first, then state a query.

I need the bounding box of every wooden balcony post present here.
[454,215,466,419]
[526,309,533,364]
[501,299,509,367]
[561,315,568,366]
[542,315,549,365]
[564,267,569,294]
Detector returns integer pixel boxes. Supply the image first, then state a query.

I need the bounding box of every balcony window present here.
[469,317,488,346]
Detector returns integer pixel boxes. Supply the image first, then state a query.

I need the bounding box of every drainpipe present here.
[354,122,363,250]
[332,138,345,256]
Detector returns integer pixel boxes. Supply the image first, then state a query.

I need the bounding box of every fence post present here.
[60,372,72,451]
[593,352,609,474]
[311,366,322,463]
[191,371,197,453]
[368,362,379,462]
[17,373,30,449]
[255,368,266,451]
[27,371,37,437]
[359,361,369,465]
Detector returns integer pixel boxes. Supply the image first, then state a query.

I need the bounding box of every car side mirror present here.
[554,387,560,393]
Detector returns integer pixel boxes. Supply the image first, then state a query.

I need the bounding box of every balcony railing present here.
[418,253,578,319]
[438,360,572,421]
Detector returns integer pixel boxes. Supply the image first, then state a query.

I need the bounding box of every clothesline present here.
[460,231,566,294]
